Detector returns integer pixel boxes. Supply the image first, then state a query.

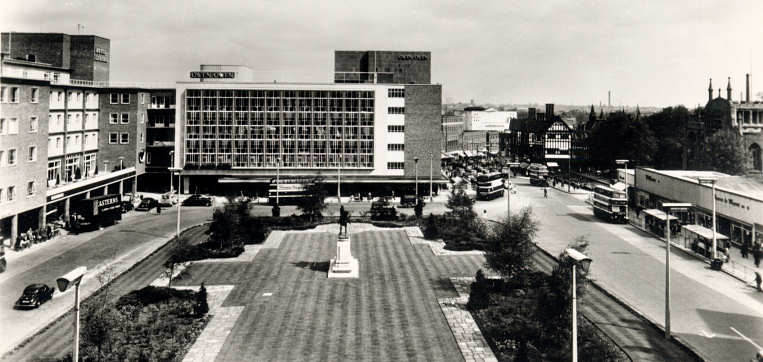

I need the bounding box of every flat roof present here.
[642,168,763,201]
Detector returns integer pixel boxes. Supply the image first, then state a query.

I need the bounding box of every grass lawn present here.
[174,229,485,361]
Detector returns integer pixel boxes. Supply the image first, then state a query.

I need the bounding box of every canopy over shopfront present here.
[682,224,729,240]
[643,208,679,221]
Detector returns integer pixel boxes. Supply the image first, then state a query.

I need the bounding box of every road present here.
[0,206,212,360]
[479,177,763,361]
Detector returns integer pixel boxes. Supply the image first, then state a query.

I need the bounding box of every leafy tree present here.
[646,106,690,169]
[586,111,657,169]
[483,208,538,284]
[166,238,195,288]
[422,213,439,239]
[467,269,491,310]
[446,181,475,220]
[698,129,747,175]
[209,207,237,249]
[297,177,327,221]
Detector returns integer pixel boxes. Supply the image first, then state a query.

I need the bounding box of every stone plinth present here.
[328,234,359,278]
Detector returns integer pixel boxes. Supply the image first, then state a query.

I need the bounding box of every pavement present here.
[0,204,212,356]
[477,177,763,361]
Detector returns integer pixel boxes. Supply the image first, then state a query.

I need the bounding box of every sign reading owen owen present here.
[190,71,235,79]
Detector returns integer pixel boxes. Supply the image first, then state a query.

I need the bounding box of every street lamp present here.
[57,266,87,362]
[169,151,175,192]
[414,157,419,200]
[169,167,183,257]
[429,152,434,202]
[697,176,719,260]
[565,248,592,362]
[615,159,629,221]
[266,125,279,206]
[661,202,692,339]
[337,154,342,205]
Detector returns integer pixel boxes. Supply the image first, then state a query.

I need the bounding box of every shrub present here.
[467,269,491,310]
[422,213,439,239]
[194,283,209,316]
[116,286,195,307]
[414,198,424,219]
[272,205,280,217]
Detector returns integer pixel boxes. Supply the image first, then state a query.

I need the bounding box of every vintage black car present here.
[182,194,212,207]
[14,284,54,309]
[135,198,159,211]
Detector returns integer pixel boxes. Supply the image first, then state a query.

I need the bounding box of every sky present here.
[3,0,763,108]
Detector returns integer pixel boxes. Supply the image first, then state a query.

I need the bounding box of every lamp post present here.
[414,157,419,200]
[615,159,629,221]
[565,248,592,362]
[661,202,692,339]
[337,155,342,205]
[429,152,433,202]
[57,266,87,362]
[169,151,174,192]
[266,125,279,206]
[169,167,182,248]
[697,177,719,259]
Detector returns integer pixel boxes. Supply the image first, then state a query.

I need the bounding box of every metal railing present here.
[334,71,394,84]
[2,68,174,89]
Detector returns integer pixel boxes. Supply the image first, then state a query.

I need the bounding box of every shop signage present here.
[397,55,428,61]
[190,71,235,79]
[716,194,751,211]
[645,175,659,183]
[94,48,108,63]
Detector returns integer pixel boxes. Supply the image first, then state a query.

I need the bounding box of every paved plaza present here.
[174,229,485,361]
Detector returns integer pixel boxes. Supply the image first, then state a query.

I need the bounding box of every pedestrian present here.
[742,241,749,259]
[156,204,162,215]
[754,244,761,268]
[543,187,548,198]
[756,272,762,292]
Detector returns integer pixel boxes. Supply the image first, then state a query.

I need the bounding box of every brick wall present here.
[1,33,70,68]
[98,89,148,175]
[0,79,50,218]
[335,50,431,85]
[403,84,441,179]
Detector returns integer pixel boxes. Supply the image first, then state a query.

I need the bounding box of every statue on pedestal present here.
[339,206,349,237]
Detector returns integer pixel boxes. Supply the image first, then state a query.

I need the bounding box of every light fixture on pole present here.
[169,167,183,250]
[337,154,342,205]
[266,125,279,206]
[660,202,691,339]
[615,159,629,220]
[564,248,592,362]
[57,266,87,362]
[414,157,419,200]
[429,152,433,202]
[697,176,719,260]
[169,151,174,192]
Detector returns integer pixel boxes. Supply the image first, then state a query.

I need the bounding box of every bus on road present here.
[476,172,505,200]
[527,163,549,186]
[592,185,628,223]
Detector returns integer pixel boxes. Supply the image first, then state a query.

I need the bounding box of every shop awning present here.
[546,162,559,167]
[642,208,679,221]
[682,224,729,240]
[611,182,627,191]
[440,153,453,160]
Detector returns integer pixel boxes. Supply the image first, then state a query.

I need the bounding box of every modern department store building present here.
[633,168,763,247]
[174,60,444,196]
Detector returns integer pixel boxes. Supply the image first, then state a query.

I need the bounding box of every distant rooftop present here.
[650,169,763,201]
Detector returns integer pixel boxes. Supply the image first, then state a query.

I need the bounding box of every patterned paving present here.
[175,229,486,361]
[439,278,498,362]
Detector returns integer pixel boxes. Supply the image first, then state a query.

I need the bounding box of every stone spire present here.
[708,77,713,102]
[727,77,732,101]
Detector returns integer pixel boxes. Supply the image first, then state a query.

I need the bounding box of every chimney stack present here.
[545,103,554,117]
[746,73,750,103]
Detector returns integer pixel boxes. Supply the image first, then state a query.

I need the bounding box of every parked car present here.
[135,198,159,211]
[158,192,177,207]
[370,197,397,221]
[400,194,418,208]
[121,200,134,213]
[182,194,213,207]
[14,284,54,309]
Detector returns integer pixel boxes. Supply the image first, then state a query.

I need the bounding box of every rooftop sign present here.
[397,55,428,61]
[190,71,235,79]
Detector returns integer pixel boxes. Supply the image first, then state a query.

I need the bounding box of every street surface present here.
[0,206,212,359]
[479,177,763,362]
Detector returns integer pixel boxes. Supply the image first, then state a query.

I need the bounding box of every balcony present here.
[46,167,135,195]
[147,141,175,147]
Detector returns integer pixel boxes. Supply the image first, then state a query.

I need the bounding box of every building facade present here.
[441,112,464,153]
[463,107,517,131]
[334,50,431,85]
[508,104,573,166]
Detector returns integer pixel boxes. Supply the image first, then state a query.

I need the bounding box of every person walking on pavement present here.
[742,241,749,259]
[754,243,761,268]
[543,187,548,198]
[755,272,762,292]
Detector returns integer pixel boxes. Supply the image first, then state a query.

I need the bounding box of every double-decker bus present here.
[527,163,549,186]
[592,185,628,223]
[476,172,505,200]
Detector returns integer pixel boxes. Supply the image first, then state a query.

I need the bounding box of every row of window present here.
[108,132,131,144]
[185,153,374,169]
[388,107,405,114]
[0,185,28,203]
[0,86,39,103]
[387,162,405,170]
[388,125,404,132]
[388,88,405,98]
[187,90,376,99]
[387,143,404,151]
[0,117,38,134]
[0,146,37,166]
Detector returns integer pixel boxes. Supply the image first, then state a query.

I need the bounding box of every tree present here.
[194,283,209,316]
[297,177,327,221]
[698,129,747,175]
[646,106,690,169]
[414,198,424,219]
[209,207,237,249]
[165,238,195,288]
[483,208,538,284]
[446,181,475,220]
[422,213,439,239]
[586,111,657,169]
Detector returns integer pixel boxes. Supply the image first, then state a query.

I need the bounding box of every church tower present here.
[726,77,732,101]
